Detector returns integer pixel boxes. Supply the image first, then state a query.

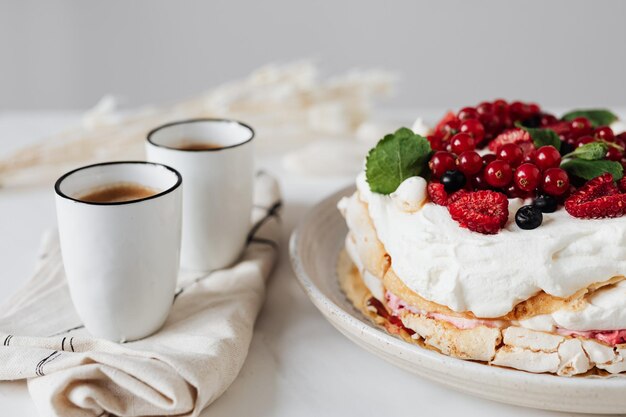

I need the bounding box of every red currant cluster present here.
[428,99,545,151]
[552,118,626,164]
[429,140,568,199]
[425,100,626,233]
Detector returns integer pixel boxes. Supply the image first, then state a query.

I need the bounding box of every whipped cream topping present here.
[356,172,626,319]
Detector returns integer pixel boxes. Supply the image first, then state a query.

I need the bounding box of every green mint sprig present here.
[560,142,623,180]
[365,127,431,194]
[561,109,618,127]
[562,141,607,160]
[519,126,561,150]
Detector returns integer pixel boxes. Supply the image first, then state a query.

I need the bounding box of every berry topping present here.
[565,173,626,218]
[619,176,626,193]
[514,163,541,192]
[457,107,478,121]
[542,168,570,196]
[484,160,513,188]
[595,126,615,142]
[497,143,524,167]
[515,205,543,230]
[459,119,485,144]
[450,133,476,154]
[429,151,456,178]
[533,145,561,171]
[456,151,483,175]
[570,117,592,137]
[606,146,622,161]
[489,128,533,155]
[481,153,497,166]
[533,195,558,213]
[433,111,458,138]
[427,182,448,206]
[441,170,466,193]
[427,182,467,206]
[576,135,595,148]
[448,191,509,234]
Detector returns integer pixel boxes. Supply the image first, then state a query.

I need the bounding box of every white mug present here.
[54,161,183,342]
[146,118,254,272]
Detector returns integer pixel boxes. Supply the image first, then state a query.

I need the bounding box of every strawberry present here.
[488,128,534,156]
[427,183,468,206]
[447,190,509,234]
[565,173,626,219]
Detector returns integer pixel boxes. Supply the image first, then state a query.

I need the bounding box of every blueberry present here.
[515,205,543,230]
[533,195,558,213]
[559,141,575,157]
[521,115,542,128]
[441,170,466,193]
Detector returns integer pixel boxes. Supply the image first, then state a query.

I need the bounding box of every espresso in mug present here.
[78,182,159,203]
[174,138,222,151]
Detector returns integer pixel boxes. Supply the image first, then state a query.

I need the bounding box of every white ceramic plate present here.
[289,185,626,414]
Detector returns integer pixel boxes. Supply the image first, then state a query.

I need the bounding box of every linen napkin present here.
[0,172,281,417]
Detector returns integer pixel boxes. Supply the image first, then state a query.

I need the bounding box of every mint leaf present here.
[365,127,431,194]
[562,109,618,127]
[561,159,623,181]
[563,142,608,161]
[521,126,561,150]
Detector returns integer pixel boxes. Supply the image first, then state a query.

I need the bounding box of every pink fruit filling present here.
[386,290,626,346]
[557,329,626,346]
[385,291,503,330]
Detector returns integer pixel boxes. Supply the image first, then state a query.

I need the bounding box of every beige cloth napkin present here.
[0,172,281,417]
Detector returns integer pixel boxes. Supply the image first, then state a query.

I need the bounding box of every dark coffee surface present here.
[78,182,159,203]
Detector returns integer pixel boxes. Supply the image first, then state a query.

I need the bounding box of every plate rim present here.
[289,184,626,391]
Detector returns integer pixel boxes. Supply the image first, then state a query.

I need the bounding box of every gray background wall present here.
[1,0,625,111]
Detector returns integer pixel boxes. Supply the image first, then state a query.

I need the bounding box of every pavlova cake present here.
[339,100,626,376]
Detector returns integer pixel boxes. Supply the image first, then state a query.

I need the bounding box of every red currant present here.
[533,145,561,171]
[595,126,615,142]
[458,107,478,121]
[450,133,476,153]
[480,113,502,136]
[476,102,493,115]
[514,163,541,192]
[606,146,623,161]
[482,153,497,166]
[576,135,595,147]
[509,101,527,120]
[471,173,487,190]
[440,119,460,139]
[497,143,524,167]
[429,151,456,178]
[542,168,569,197]
[570,117,592,137]
[493,99,508,114]
[540,114,558,126]
[484,160,513,188]
[456,151,483,175]
[459,119,485,144]
[528,103,540,115]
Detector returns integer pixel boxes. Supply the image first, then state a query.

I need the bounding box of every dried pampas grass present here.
[0,62,395,188]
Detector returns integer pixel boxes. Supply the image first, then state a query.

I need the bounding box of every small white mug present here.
[146,118,254,272]
[54,161,183,342]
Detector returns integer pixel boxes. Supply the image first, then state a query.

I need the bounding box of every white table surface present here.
[0,110,617,417]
